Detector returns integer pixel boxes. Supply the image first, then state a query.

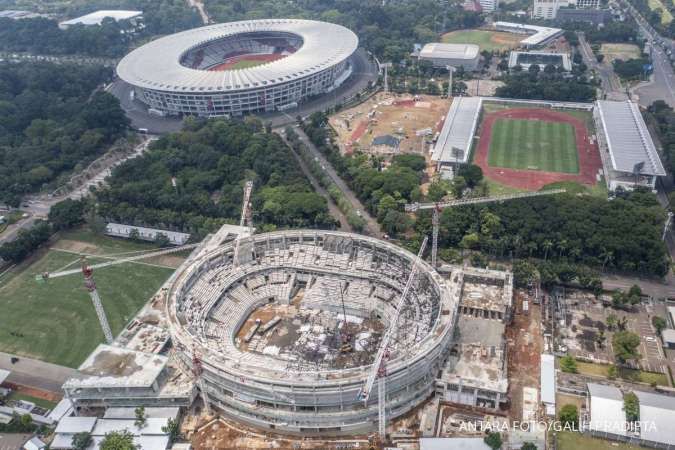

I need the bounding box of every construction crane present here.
[39,242,198,343]
[405,189,566,268]
[191,344,212,416]
[358,236,428,438]
[232,180,254,268]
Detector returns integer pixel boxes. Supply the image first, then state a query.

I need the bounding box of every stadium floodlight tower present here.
[359,236,428,439]
[405,189,566,267]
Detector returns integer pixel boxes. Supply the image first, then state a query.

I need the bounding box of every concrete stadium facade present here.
[116,20,358,117]
[166,230,458,434]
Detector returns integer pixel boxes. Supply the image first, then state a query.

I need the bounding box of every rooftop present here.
[596,100,666,176]
[106,223,191,245]
[63,344,168,389]
[431,96,483,165]
[540,354,555,406]
[60,10,142,27]
[419,43,480,60]
[494,21,562,46]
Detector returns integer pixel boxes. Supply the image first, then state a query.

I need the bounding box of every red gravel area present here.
[393,99,416,107]
[474,108,602,191]
[345,120,369,153]
[208,53,286,71]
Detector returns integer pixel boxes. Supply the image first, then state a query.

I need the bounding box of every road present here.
[0,138,155,246]
[620,0,675,107]
[277,130,353,232]
[291,127,382,237]
[577,32,626,100]
[0,351,78,393]
[187,0,210,24]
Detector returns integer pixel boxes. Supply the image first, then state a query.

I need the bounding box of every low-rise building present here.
[509,51,572,71]
[494,22,564,48]
[105,223,191,245]
[58,10,143,30]
[418,43,481,70]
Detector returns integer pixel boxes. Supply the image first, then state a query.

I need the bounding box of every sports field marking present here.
[487,118,580,174]
[441,29,521,52]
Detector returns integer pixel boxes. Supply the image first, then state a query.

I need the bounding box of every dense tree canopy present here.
[95,119,336,238]
[0,62,128,205]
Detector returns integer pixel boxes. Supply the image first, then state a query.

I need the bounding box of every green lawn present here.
[574,360,670,386]
[441,29,522,52]
[0,232,176,368]
[230,59,266,69]
[488,118,580,173]
[7,392,58,410]
[557,432,649,450]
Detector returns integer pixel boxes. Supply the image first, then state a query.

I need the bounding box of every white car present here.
[645,336,657,342]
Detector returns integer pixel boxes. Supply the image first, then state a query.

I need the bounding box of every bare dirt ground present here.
[506,290,543,422]
[600,43,642,64]
[191,418,373,450]
[4,382,62,402]
[464,79,504,97]
[329,93,450,158]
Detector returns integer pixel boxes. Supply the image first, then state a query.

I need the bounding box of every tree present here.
[513,260,539,287]
[484,432,502,450]
[154,232,170,247]
[49,199,85,231]
[100,431,137,450]
[560,355,578,373]
[652,316,667,334]
[521,443,538,450]
[19,414,32,429]
[457,164,483,188]
[613,331,641,363]
[624,392,639,422]
[134,406,146,428]
[72,432,93,450]
[451,175,467,198]
[607,364,618,379]
[162,418,181,444]
[606,314,618,331]
[559,404,579,428]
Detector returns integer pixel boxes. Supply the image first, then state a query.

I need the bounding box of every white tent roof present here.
[635,390,675,445]
[540,354,555,406]
[587,383,626,436]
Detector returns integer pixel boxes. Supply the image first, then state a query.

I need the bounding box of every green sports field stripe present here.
[551,122,561,173]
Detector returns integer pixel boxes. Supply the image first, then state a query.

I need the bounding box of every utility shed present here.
[540,354,555,416]
[634,390,675,445]
[587,383,626,436]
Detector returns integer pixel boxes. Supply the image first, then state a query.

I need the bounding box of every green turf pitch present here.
[0,245,174,368]
[487,118,580,173]
[230,59,266,69]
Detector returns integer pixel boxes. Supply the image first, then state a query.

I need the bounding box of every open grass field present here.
[600,43,642,63]
[575,360,670,386]
[556,432,650,450]
[0,229,179,368]
[7,391,58,410]
[487,118,580,173]
[229,59,267,69]
[441,29,522,52]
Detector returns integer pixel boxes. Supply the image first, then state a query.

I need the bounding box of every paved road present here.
[0,351,78,393]
[291,127,382,237]
[0,138,155,246]
[577,32,626,100]
[277,130,352,232]
[601,272,675,299]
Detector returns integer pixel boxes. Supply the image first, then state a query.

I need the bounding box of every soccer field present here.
[441,29,521,52]
[0,230,178,368]
[487,118,580,173]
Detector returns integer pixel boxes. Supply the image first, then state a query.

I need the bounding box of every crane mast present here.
[405,189,566,267]
[232,180,254,268]
[359,236,428,438]
[192,344,212,416]
[81,257,114,344]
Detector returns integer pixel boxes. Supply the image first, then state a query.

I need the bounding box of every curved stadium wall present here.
[116,19,359,117]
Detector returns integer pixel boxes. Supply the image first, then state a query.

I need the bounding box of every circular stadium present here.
[166,230,458,435]
[116,19,359,117]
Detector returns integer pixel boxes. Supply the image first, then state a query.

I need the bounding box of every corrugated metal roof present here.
[420,438,490,450]
[106,223,190,245]
[596,100,666,176]
[419,43,480,60]
[588,382,624,400]
[117,19,358,93]
[494,22,562,46]
[587,383,626,436]
[54,416,97,434]
[662,328,675,344]
[540,354,555,406]
[635,390,675,445]
[432,96,482,165]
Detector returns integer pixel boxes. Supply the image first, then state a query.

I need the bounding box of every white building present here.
[494,22,564,48]
[418,43,481,70]
[634,390,675,446]
[509,51,572,71]
[59,10,143,29]
[532,0,600,19]
[479,0,500,12]
[540,354,556,416]
[587,383,627,436]
[594,100,666,190]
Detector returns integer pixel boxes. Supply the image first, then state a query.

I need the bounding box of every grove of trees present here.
[0,62,128,205]
[95,118,336,238]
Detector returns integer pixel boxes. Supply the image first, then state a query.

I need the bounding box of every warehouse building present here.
[587,383,627,437]
[418,43,480,70]
[594,100,666,190]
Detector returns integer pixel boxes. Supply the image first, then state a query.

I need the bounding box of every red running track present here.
[474,108,602,191]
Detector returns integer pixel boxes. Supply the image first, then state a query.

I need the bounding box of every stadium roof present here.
[59,10,142,27]
[419,43,480,61]
[117,19,358,93]
[432,96,482,165]
[587,383,626,436]
[634,390,675,445]
[596,100,666,176]
[494,21,562,46]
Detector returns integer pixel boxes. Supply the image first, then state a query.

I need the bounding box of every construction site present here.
[33,184,572,450]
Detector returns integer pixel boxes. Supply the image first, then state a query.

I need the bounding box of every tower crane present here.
[405,189,566,268]
[358,236,428,439]
[39,242,198,343]
[232,180,254,268]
